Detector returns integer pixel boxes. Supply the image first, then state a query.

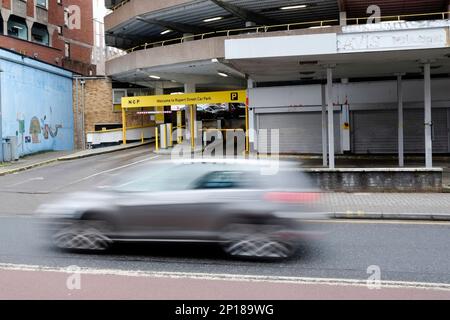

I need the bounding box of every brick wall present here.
[72,78,155,149]
[1,0,95,75]
[0,34,63,63]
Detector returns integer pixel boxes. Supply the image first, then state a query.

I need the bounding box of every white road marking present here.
[305,219,450,226]
[68,155,160,185]
[0,263,449,291]
[9,177,44,187]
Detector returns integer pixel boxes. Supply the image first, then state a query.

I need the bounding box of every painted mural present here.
[1,48,74,157]
[16,109,64,154]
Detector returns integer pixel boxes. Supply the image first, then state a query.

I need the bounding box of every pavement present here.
[0,141,152,176]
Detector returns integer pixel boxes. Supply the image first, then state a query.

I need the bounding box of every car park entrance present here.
[121,90,248,153]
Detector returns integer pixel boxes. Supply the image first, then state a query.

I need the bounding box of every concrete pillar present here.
[247,79,256,152]
[2,19,7,36]
[397,74,404,167]
[47,25,57,47]
[183,33,194,42]
[26,20,33,41]
[424,63,433,168]
[339,12,347,26]
[321,84,328,167]
[2,10,10,36]
[327,68,335,169]
[184,83,196,148]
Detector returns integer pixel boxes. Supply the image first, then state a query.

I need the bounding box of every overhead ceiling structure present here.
[106,0,340,49]
[111,59,247,91]
[227,48,450,83]
[106,0,448,50]
[342,0,448,18]
[106,0,450,90]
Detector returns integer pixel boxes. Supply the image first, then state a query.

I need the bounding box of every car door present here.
[115,169,257,241]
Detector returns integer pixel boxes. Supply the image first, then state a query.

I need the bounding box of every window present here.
[36,0,48,9]
[64,42,70,57]
[31,23,49,46]
[113,89,127,105]
[57,26,63,35]
[7,16,28,41]
[193,171,246,189]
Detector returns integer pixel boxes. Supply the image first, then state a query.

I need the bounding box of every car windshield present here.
[110,161,314,193]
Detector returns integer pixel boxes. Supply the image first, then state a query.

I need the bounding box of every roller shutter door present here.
[257,112,341,154]
[352,108,449,154]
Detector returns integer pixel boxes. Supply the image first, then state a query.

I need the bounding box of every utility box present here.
[1,136,19,162]
[2,138,12,162]
[8,136,19,161]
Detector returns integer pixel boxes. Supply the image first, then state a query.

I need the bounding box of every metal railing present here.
[110,0,130,11]
[107,11,450,61]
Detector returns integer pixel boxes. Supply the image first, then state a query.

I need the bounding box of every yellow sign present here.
[122,90,247,109]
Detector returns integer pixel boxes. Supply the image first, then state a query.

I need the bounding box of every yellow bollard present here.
[162,124,167,148]
[155,127,159,152]
[168,123,173,147]
[121,108,127,145]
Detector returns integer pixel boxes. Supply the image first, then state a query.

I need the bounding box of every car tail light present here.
[263,192,321,203]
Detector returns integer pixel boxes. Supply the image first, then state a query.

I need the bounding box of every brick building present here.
[0,0,96,75]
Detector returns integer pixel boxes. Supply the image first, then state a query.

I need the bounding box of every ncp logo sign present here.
[230,92,239,101]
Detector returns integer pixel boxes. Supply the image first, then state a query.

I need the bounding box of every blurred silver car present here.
[37,159,326,259]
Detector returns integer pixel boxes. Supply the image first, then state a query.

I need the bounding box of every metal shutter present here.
[257,112,341,154]
[352,110,397,154]
[352,108,449,154]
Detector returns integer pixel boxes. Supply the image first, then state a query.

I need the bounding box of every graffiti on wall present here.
[17,107,63,153]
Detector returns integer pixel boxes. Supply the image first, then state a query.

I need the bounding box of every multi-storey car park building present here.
[103,0,450,190]
[0,0,96,75]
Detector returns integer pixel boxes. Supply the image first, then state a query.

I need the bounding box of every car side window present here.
[192,171,244,189]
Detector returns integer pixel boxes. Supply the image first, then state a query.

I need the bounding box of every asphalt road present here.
[0,215,449,284]
[0,146,449,299]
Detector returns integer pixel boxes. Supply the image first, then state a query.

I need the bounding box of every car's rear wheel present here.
[52,220,112,251]
[220,223,294,259]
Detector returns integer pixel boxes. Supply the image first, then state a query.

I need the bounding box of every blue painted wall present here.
[0,49,74,156]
